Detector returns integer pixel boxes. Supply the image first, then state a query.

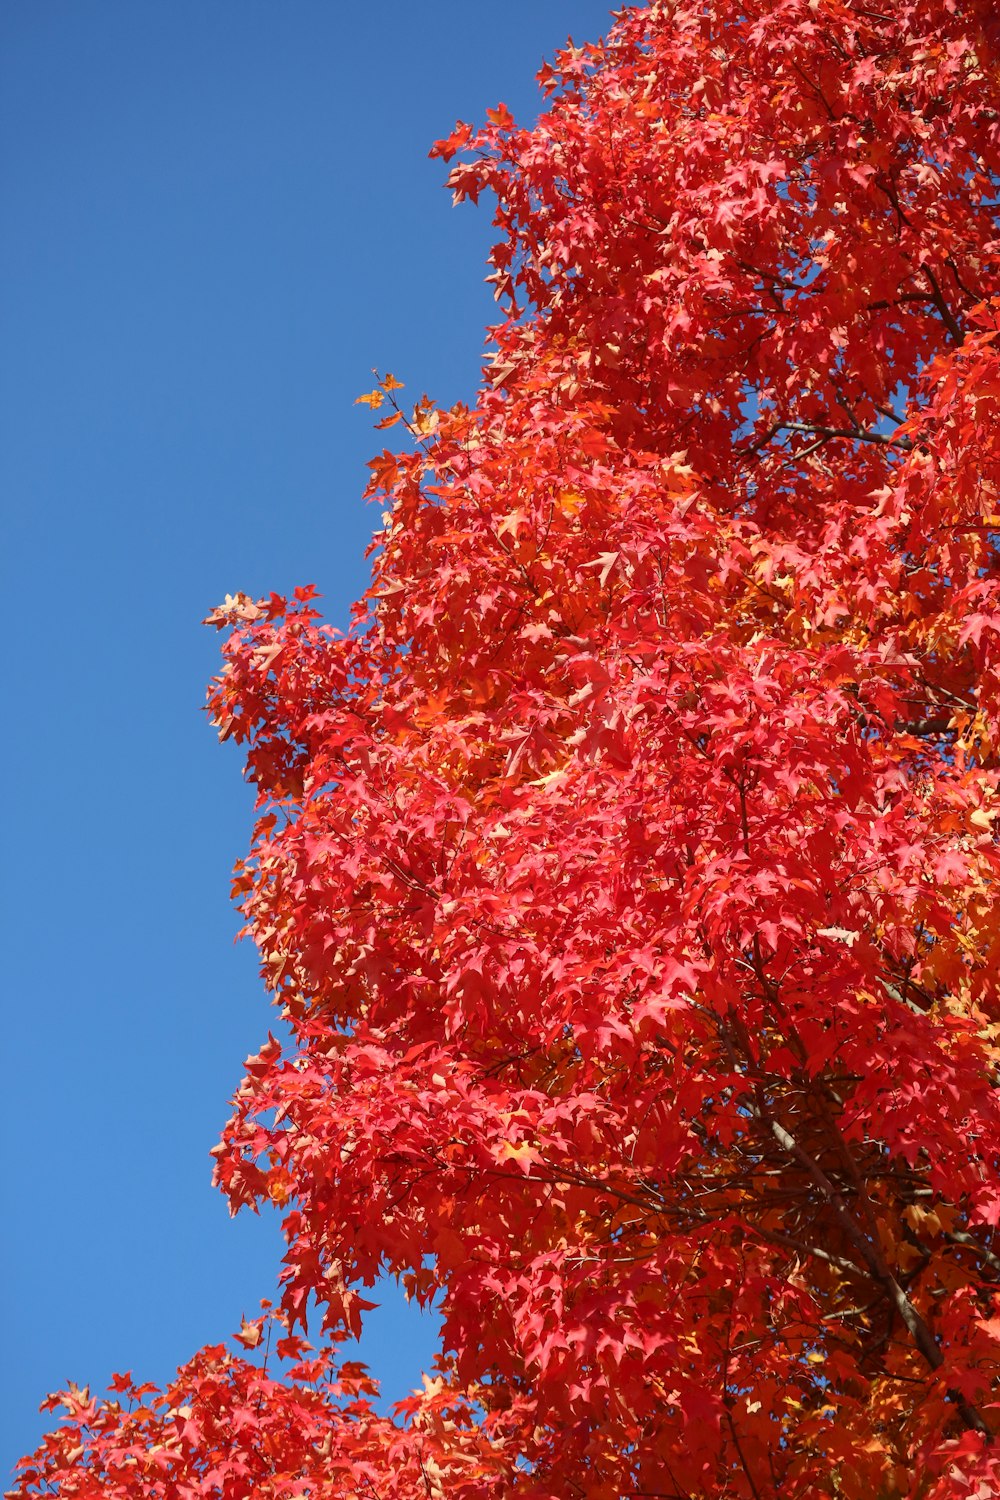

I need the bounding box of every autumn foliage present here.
[15,0,1000,1495]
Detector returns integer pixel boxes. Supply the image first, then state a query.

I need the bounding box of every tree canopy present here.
[14,1,1000,1495]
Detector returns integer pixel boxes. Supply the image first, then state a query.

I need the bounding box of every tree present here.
[13,1,1000,1495]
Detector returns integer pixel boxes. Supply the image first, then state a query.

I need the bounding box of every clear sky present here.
[1,2,616,1477]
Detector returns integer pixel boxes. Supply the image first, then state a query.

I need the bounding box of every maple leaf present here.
[233,1316,264,1350]
[355,388,384,409]
[496,507,529,540]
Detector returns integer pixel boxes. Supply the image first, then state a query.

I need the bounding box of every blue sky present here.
[1,2,615,1476]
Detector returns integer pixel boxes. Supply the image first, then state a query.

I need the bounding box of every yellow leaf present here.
[903,1203,924,1232]
[268,1176,291,1207]
[558,490,586,517]
[497,1141,540,1172]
